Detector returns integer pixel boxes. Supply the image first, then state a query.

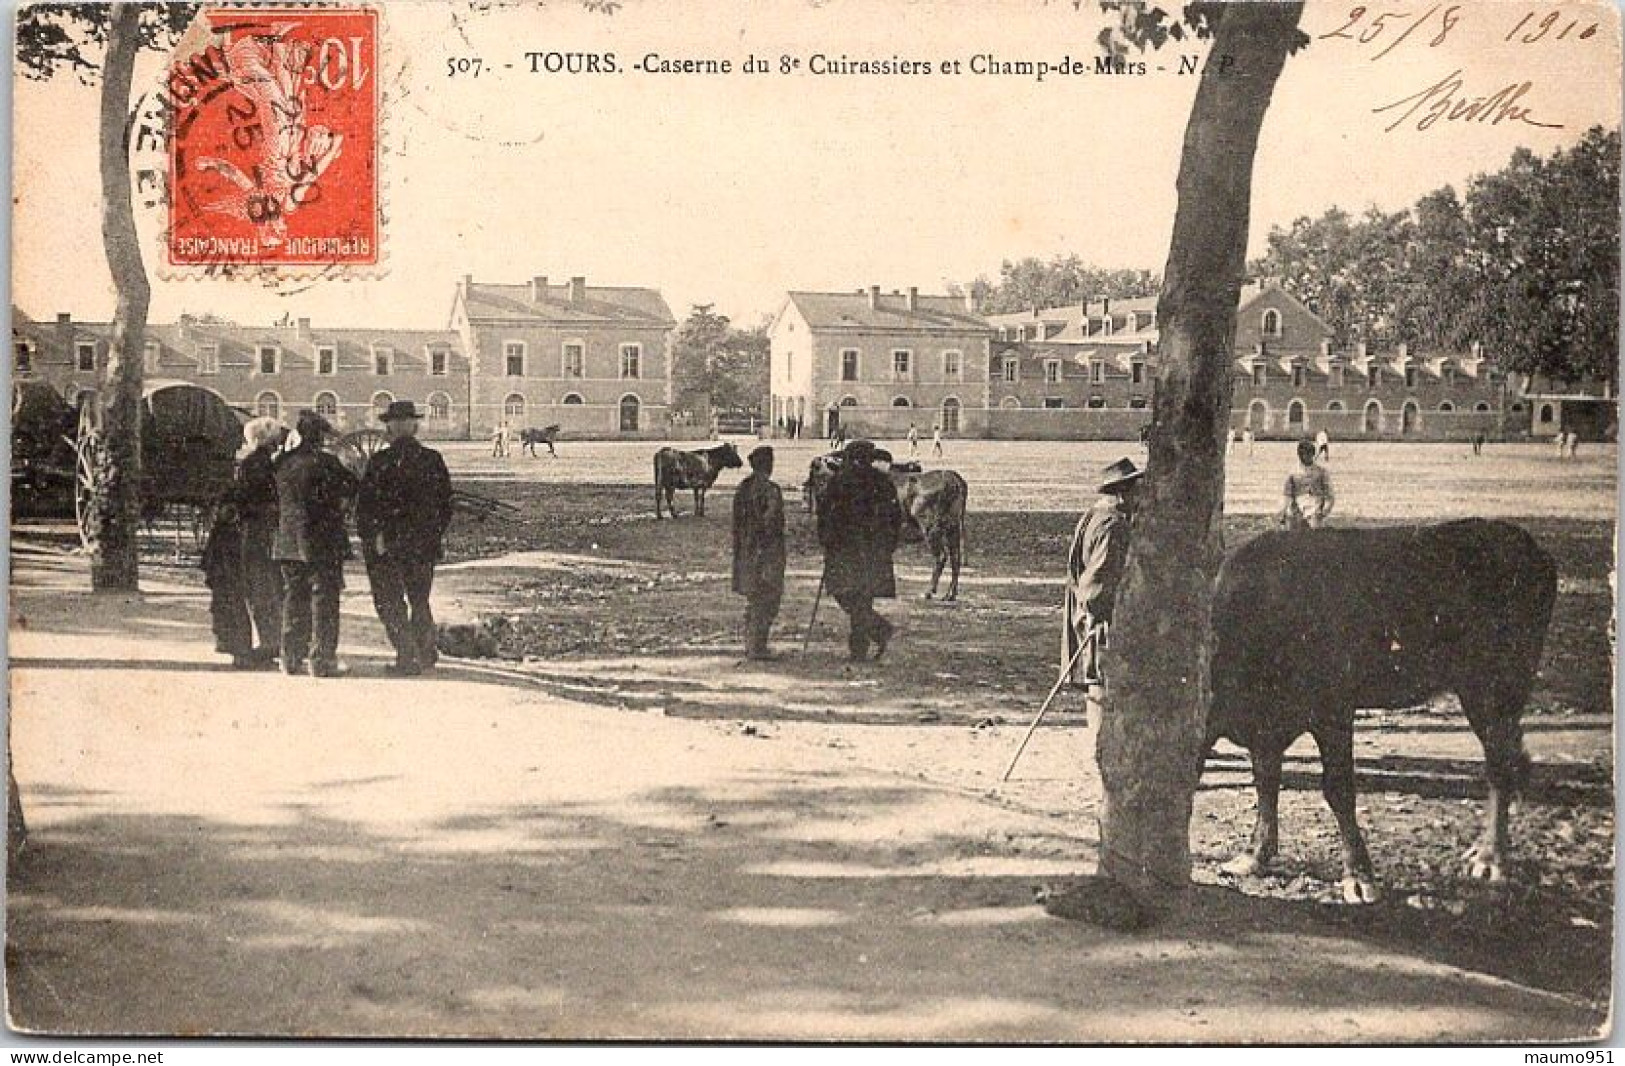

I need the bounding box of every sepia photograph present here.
[4,0,1619,1044]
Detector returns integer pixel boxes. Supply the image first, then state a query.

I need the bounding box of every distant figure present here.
[1555,431,1569,458]
[1064,456,1144,720]
[273,411,359,678]
[731,446,786,661]
[1315,429,1331,463]
[1568,431,1582,459]
[1280,438,1335,531]
[1242,428,1255,456]
[817,440,903,662]
[931,425,943,458]
[491,421,507,458]
[357,400,455,677]
[1471,431,1486,457]
[907,422,919,458]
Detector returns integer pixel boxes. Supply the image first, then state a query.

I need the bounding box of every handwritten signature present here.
[1373,69,1565,133]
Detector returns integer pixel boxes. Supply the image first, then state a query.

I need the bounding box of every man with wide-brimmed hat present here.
[731,445,786,661]
[273,410,359,677]
[817,438,904,662]
[357,400,455,676]
[1063,456,1144,715]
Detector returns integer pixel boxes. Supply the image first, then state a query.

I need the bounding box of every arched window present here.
[1327,400,1345,413]
[1438,401,1455,413]
[1129,396,1148,410]
[1401,400,1420,434]
[940,397,961,432]
[1000,396,1021,409]
[256,390,281,418]
[1538,403,1555,425]
[371,390,395,416]
[1363,399,1383,434]
[619,394,641,432]
[1247,399,1269,430]
[1086,396,1106,410]
[891,396,912,408]
[427,391,452,422]
[1287,399,1306,426]
[503,393,525,418]
[1474,402,1491,413]
[1262,308,1282,337]
[839,396,858,408]
[313,391,339,419]
[562,393,585,405]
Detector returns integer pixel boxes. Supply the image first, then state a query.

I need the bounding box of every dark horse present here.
[653,442,743,518]
[520,425,560,457]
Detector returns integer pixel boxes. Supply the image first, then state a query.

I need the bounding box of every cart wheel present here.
[73,404,103,553]
[332,428,387,478]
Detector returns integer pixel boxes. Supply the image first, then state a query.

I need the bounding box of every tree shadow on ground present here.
[7,771,1605,1041]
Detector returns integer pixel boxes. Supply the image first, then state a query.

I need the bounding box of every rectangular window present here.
[1444,367,1457,385]
[197,344,218,375]
[891,349,911,381]
[1292,366,1306,387]
[256,345,277,374]
[373,348,391,376]
[1331,366,1344,388]
[620,343,642,379]
[1368,366,1380,388]
[563,343,585,378]
[147,341,163,372]
[840,349,859,382]
[942,350,961,381]
[1044,360,1061,384]
[430,348,449,376]
[1131,361,1146,385]
[1002,358,1018,383]
[1042,397,1065,409]
[76,341,96,372]
[1404,366,1417,388]
[1091,362,1104,385]
[505,341,525,377]
[1252,364,1265,387]
[14,342,32,374]
[314,346,336,375]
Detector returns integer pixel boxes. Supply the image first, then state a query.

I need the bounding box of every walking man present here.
[1315,428,1331,463]
[273,411,359,678]
[357,400,455,676]
[817,439,903,662]
[1063,456,1143,719]
[931,424,943,457]
[731,445,787,661]
[907,422,920,458]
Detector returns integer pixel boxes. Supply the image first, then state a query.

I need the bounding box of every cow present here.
[804,451,969,601]
[520,425,560,458]
[653,441,742,518]
[1205,519,1556,905]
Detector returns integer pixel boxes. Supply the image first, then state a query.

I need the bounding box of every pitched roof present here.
[463,281,675,327]
[786,291,990,333]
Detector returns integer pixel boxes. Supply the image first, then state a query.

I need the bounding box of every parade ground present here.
[6,439,1615,1041]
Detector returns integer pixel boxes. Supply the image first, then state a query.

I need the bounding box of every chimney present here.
[868,285,881,310]
[964,290,978,314]
[462,274,473,291]
[569,276,587,305]
[296,317,312,340]
[530,276,549,302]
[55,312,71,342]
[906,287,919,312]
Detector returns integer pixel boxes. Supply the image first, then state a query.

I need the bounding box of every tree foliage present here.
[16,3,195,82]
[670,305,769,419]
[1252,127,1619,384]
[970,255,1160,314]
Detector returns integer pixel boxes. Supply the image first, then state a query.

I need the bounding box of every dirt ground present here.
[8,439,1616,1034]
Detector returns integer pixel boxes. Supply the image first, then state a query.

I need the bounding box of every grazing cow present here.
[1205,519,1556,904]
[805,452,969,601]
[654,441,742,518]
[520,425,560,458]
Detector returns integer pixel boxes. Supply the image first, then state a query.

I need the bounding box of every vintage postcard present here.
[6,0,1619,1044]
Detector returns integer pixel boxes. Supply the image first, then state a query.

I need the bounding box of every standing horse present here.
[653,442,743,518]
[520,425,560,458]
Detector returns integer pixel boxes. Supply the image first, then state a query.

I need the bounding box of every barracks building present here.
[11,275,677,441]
[770,281,1544,443]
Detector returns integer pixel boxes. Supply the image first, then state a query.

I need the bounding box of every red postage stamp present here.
[166,6,380,269]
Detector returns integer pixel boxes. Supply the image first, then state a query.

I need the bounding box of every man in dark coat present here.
[357,400,455,675]
[1063,456,1143,717]
[273,411,359,677]
[817,439,903,662]
[731,445,786,661]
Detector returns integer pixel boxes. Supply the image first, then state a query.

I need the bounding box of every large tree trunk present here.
[91,2,150,591]
[1095,4,1304,919]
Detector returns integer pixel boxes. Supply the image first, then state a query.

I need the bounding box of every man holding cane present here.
[1063,457,1144,719]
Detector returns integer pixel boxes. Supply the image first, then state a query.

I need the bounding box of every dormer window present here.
[1252,364,1266,387]
[1367,365,1380,388]
[1262,308,1282,338]
[1091,361,1104,385]
[1404,365,1417,388]
[1330,363,1345,388]
[197,344,218,375]
[13,341,33,375]
[429,348,449,376]
[1291,364,1306,387]
[76,341,97,372]
[1444,366,1458,385]
[373,346,393,376]
[256,344,279,375]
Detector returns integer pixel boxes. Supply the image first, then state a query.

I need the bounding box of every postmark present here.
[165,6,380,272]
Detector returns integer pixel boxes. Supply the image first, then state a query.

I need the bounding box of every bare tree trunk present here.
[1095,4,1304,919]
[91,1,150,591]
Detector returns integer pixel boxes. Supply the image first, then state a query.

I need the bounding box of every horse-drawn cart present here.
[72,381,247,552]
